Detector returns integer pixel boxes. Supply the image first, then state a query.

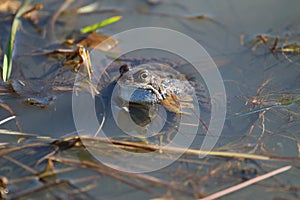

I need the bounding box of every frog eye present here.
[139,70,149,80]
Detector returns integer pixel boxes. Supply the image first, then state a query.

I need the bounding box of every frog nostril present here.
[119,64,129,76]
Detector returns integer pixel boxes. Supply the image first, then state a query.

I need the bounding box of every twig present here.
[50,157,192,195]
[0,142,52,157]
[0,102,22,130]
[45,0,74,42]
[3,155,38,174]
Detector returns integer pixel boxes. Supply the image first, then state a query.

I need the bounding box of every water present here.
[0,0,300,199]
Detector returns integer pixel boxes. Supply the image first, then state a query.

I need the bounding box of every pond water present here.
[0,0,300,199]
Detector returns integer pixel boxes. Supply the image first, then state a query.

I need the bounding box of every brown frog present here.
[112,62,210,128]
[117,63,199,114]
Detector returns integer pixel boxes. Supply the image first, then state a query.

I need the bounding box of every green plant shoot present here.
[80,16,122,34]
[2,0,32,82]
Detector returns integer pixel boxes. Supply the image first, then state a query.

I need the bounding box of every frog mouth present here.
[117,84,161,104]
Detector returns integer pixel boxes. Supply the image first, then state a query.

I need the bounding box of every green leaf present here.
[2,0,32,82]
[2,54,8,81]
[80,15,122,34]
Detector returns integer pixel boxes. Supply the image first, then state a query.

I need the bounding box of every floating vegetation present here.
[0,132,299,199]
[243,32,300,65]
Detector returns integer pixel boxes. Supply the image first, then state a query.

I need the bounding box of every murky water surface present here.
[0,0,300,199]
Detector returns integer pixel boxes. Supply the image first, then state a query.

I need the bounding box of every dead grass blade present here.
[49,157,193,195]
[0,115,15,125]
[78,136,300,162]
[0,129,52,140]
[198,165,292,200]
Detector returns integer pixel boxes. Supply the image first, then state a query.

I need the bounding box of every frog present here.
[110,61,211,129]
[96,57,211,140]
[116,63,198,115]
